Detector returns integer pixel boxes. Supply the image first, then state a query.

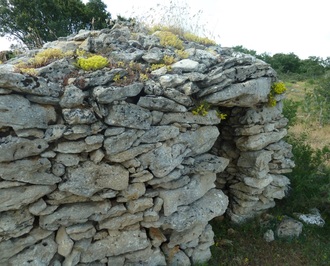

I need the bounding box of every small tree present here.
[0,0,110,49]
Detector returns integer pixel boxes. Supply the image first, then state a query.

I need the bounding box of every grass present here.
[208,215,330,266]
[289,123,330,151]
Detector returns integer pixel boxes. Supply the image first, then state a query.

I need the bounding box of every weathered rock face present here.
[0,21,293,265]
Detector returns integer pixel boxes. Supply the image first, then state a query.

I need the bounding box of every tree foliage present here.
[0,0,110,48]
[233,45,330,79]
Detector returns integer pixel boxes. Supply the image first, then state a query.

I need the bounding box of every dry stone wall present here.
[0,22,294,265]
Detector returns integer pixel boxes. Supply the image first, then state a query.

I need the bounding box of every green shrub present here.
[283,99,300,127]
[268,81,287,107]
[76,55,108,71]
[192,101,211,116]
[175,49,189,59]
[285,133,330,213]
[15,48,72,74]
[33,48,69,67]
[183,32,216,46]
[154,31,184,49]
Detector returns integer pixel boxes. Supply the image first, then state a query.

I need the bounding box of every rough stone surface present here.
[0,185,56,212]
[0,94,56,130]
[80,230,150,263]
[0,137,49,162]
[0,21,293,265]
[59,161,129,197]
[276,216,303,238]
[0,158,62,185]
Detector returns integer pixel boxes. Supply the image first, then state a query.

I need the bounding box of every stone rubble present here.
[0,20,293,265]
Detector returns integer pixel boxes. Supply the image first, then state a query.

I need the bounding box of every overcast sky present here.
[1,0,329,59]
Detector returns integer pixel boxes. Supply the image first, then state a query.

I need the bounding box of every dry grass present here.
[285,81,314,102]
[289,123,330,151]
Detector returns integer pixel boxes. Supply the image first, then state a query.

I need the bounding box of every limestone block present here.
[159,173,216,216]
[118,183,146,202]
[63,238,92,266]
[131,170,154,183]
[236,129,287,151]
[191,248,212,265]
[138,141,190,178]
[0,136,49,162]
[269,174,290,187]
[138,126,180,144]
[62,108,97,124]
[55,153,81,166]
[144,210,160,223]
[93,83,144,104]
[200,79,235,101]
[108,144,157,163]
[276,216,303,238]
[160,110,220,125]
[0,209,34,241]
[159,74,188,88]
[7,235,57,265]
[0,228,53,263]
[161,244,190,266]
[63,124,92,140]
[107,256,125,266]
[163,88,194,107]
[105,103,152,129]
[229,182,263,195]
[66,222,94,235]
[52,163,66,177]
[168,223,207,248]
[0,70,62,97]
[126,198,154,213]
[237,150,273,178]
[104,129,141,155]
[243,175,273,189]
[155,175,190,189]
[177,126,219,156]
[0,158,62,185]
[171,59,200,72]
[142,47,163,63]
[178,80,201,95]
[0,185,56,212]
[80,230,150,263]
[29,198,47,215]
[239,105,282,125]
[98,212,144,230]
[202,77,271,107]
[54,139,102,153]
[60,84,86,108]
[59,161,129,197]
[39,201,111,230]
[193,48,219,66]
[44,125,67,142]
[56,226,74,257]
[161,189,228,231]
[125,246,167,266]
[89,204,127,222]
[138,96,187,112]
[37,58,76,82]
[264,229,275,242]
[262,185,286,199]
[15,128,45,138]
[90,149,105,163]
[187,153,230,174]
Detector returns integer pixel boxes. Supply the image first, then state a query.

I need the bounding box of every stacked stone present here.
[0,21,293,264]
[216,103,295,223]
